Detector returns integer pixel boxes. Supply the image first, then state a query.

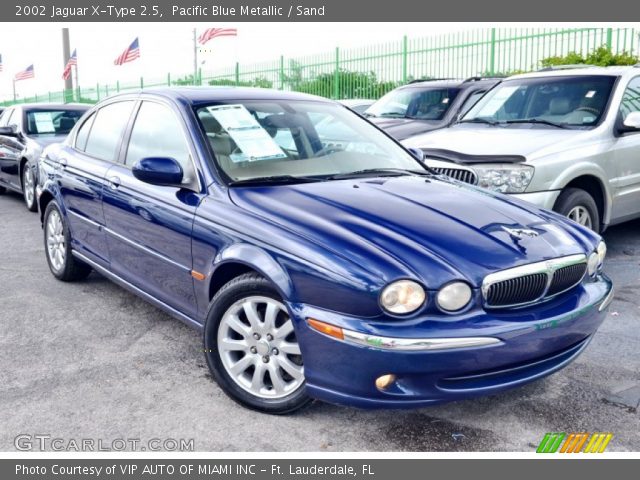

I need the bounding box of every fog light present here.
[375,374,396,390]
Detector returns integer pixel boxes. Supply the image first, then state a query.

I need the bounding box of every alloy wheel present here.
[217,296,304,399]
[46,210,66,272]
[567,205,593,229]
[23,167,35,207]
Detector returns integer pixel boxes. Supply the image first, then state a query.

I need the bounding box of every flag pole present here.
[74,64,79,102]
[193,28,198,85]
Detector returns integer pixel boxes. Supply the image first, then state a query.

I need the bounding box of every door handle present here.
[58,158,67,168]
[107,176,121,189]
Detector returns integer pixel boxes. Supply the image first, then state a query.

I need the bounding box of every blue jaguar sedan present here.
[37,88,613,413]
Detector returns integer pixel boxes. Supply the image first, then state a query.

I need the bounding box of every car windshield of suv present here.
[461,75,616,128]
[25,109,85,135]
[196,100,427,183]
[365,87,460,120]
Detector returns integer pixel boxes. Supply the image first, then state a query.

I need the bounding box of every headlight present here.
[380,280,426,314]
[587,252,599,277]
[474,164,534,193]
[596,241,607,268]
[436,282,472,312]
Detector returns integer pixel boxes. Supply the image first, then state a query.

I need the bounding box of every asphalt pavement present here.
[0,190,638,452]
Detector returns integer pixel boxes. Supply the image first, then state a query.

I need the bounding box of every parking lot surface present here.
[1,191,639,452]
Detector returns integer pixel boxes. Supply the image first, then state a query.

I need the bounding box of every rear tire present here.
[22,163,37,212]
[554,188,600,232]
[203,273,312,414]
[0,185,6,195]
[43,201,92,281]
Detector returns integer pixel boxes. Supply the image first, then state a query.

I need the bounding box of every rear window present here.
[25,109,85,135]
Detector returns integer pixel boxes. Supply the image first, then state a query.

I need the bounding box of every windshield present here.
[26,109,85,135]
[196,100,425,182]
[462,75,616,128]
[365,87,460,120]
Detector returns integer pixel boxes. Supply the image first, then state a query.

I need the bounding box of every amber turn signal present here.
[307,318,344,340]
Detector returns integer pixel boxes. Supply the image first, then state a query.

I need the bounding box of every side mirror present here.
[407,147,424,161]
[132,157,183,187]
[622,111,640,131]
[0,125,18,137]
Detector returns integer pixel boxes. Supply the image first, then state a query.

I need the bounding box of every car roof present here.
[10,103,90,111]
[508,65,639,80]
[125,86,336,105]
[400,77,502,90]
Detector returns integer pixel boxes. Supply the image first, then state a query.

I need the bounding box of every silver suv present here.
[403,65,640,232]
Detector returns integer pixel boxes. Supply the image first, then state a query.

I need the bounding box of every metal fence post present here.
[140,77,144,89]
[606,28,613,50]
[97,83,100,101]
[279,55,285,90]
[334,47,340,99]
[116,80,120,93]
[402,35,408,84]
[489,28,497,75]
[235,62,240,86]
[167,72,171,86]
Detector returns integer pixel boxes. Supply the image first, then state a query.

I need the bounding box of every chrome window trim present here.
[482,253,587,309]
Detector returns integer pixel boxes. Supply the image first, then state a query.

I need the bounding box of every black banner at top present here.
[4,0,640,21]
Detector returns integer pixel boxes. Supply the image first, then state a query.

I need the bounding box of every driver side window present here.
[125,101,195,184]
[619,77,640,122]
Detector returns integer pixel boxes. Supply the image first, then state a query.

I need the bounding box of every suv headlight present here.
[380,280,426,314]
[474,164,534,193]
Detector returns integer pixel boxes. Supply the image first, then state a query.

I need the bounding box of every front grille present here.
[486,273,548,307]
[547,263,587,296]
[431,167,478,185]
[482,254,587,308]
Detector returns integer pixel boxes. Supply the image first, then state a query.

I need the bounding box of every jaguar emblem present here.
[502,226,540,240]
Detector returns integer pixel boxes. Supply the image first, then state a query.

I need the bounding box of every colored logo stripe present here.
[536,433,566,453]
[537,432,613,453]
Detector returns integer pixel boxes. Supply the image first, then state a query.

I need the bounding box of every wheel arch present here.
[554,174,609,229]
[208,244,294,303]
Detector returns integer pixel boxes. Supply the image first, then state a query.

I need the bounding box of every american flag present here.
[114,37,140,66]
[198,28,237,45]
[62,49,77,80]
[15,64,34,81]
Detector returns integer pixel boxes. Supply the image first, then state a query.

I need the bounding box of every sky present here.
[1,22,638,102]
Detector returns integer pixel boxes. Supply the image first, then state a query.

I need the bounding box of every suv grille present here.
[432,167,477,185]
[483,254,587,308]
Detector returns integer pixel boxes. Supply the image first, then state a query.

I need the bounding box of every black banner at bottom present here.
[2,459,638,480]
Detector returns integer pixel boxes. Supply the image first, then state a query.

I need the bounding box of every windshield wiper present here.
[503,118,570,129]
[457,117,499,126]
[229,175,324,187]
[324,168,432,180]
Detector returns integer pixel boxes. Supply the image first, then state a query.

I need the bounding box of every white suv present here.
[403,65,640,231]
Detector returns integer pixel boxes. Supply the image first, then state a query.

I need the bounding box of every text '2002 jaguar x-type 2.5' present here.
[36,87,613,414]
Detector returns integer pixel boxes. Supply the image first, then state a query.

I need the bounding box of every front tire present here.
[43,201,92,281]
[554,188,600,232]
[203,273,312,414]
[22,163,37,212]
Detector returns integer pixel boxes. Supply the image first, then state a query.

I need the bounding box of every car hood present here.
[29,135,67,148]
[403,125,590,161]
[370,117,443,140]
[229,176,594,288]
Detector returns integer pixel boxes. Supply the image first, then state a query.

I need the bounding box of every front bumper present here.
[293,275,612,408]
[509,190,561,211]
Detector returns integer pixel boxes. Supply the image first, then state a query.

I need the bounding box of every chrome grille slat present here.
[482,254,587,309]
[432,167,478,185]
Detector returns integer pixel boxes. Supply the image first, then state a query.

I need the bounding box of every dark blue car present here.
[36,87,613,414]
